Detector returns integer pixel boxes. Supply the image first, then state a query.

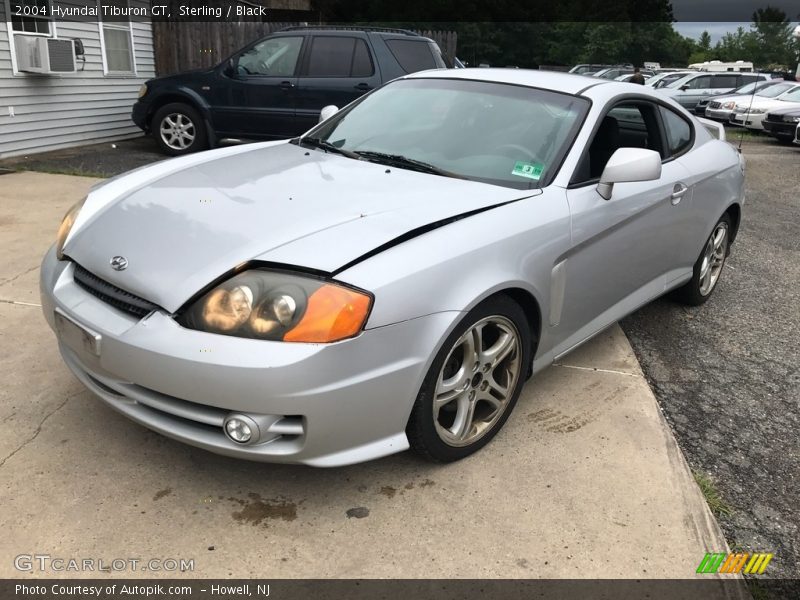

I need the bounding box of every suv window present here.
[660,107,693,156]
[739,74,762,85]
[385,39,436,73]
[713,74,739,88]
[306,36,374,78]
[237,36,303,77]
[685,75,712,90]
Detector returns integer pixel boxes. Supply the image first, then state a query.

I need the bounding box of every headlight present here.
[56,198,85,260]
[789,116,800,123]
[138,84,148,98]
[722,102,735,109]
[179,269,372,343]
[748,108,765,114]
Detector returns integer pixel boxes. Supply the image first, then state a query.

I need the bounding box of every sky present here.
[670,0,800,43]
[674,21,800,44]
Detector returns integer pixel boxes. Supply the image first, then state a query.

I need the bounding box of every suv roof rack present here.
[279,25,420,36]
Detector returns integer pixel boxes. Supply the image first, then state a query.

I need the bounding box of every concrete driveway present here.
[0,171,729,580]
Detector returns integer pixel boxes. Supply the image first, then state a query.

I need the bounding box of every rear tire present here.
[674,213,732,306]
[407,295,532,462]
[152,103,208,156]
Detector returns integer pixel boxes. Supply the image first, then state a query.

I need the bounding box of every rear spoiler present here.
[697,116,726,141]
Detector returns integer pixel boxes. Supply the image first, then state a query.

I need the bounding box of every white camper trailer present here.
[688,60,754,72]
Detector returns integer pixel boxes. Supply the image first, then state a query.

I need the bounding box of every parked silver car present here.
[42,69,745,466]
[660,71,772,112]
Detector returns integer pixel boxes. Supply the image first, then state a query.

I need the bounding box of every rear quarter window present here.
[385,39,437,73]
[660,107,693,156]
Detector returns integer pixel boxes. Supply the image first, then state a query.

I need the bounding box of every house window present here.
[10,0,52,35]
[99,1,135,73]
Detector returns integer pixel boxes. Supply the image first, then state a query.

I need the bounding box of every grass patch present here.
[693,470,733,517]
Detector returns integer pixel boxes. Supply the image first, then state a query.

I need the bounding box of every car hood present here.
[764,104,800,116]
[147,68,214,87]
[64,141,536,313]
[736,97,796,110]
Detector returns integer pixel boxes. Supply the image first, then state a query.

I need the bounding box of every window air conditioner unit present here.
[15,36,76,74]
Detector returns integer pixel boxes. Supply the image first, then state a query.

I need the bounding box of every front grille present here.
[73,263,160,318]
[708,101,721,109]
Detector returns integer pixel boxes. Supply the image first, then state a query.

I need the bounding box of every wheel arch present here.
[725,202,742,245]
[145,89,215,143]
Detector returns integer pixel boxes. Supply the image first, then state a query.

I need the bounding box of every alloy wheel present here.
[699,222,728,296]
[433,315,522,447]
[160,113,196,151]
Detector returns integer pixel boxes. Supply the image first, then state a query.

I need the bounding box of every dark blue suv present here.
[132,26,449,155]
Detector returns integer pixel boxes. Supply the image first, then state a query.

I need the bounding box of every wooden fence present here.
[152,23,458,75]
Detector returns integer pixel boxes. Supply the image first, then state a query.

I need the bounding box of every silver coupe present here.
[41,69,745,466]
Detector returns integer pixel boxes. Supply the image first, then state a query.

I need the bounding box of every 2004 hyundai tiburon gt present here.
[42,69,745,466]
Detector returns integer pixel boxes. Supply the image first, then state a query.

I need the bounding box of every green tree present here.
[751,7,795,68]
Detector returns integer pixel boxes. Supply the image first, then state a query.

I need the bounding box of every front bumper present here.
[40,247,459,466]
[762,119,800,139]
[730,112,766,130]
[131,100,150,132]
[704,107,733,121]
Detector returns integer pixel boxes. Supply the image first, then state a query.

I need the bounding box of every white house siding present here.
[0,1,155,158]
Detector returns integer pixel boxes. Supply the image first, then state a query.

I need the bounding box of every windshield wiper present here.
[296,137,362,160]
[354,151,465,179]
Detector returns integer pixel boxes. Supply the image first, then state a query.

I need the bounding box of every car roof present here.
[405,68,612,95]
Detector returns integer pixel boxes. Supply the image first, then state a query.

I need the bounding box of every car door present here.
[294,35,381,134]
[676,74,712,109]
[559,101,692,337]
[211,35,305,139]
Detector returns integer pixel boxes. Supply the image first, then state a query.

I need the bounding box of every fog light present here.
[224,416,256,444]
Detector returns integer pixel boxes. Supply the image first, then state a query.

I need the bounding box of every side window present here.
[713,74,739,88]
[306,36,375,78]
[573,102,665,184]
[351,39,374,77]
[659,107,693,157]
[385,39,437,73]
[739,74,761,85]
[237,36,303,77]
[686,75,712,90]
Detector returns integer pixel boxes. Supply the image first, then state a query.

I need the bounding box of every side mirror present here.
[223,58,237,77]
[319,105,339,123]
[597,148,662,200]
[680,84,690,91]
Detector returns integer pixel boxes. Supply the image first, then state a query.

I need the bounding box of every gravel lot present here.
[622,137,800,579]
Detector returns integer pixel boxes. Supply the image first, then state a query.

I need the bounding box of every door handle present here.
[354,83,372,91]
[280,80,295,90]
[671,183,688,205]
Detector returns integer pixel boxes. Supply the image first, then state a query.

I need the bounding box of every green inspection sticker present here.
[511,161,544,180]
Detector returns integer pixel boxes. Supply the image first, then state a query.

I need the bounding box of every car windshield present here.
[760,83,796,98]
[778,86,800,102]
[305,78,590,190]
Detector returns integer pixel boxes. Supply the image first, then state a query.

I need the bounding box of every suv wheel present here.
[152,103,208,156]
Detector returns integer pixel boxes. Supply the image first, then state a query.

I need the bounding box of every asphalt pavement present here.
[622,138,800,579]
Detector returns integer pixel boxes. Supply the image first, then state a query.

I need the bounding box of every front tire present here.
[674,213,732,306]
[407,295,532,462]
[152,103,208,156]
